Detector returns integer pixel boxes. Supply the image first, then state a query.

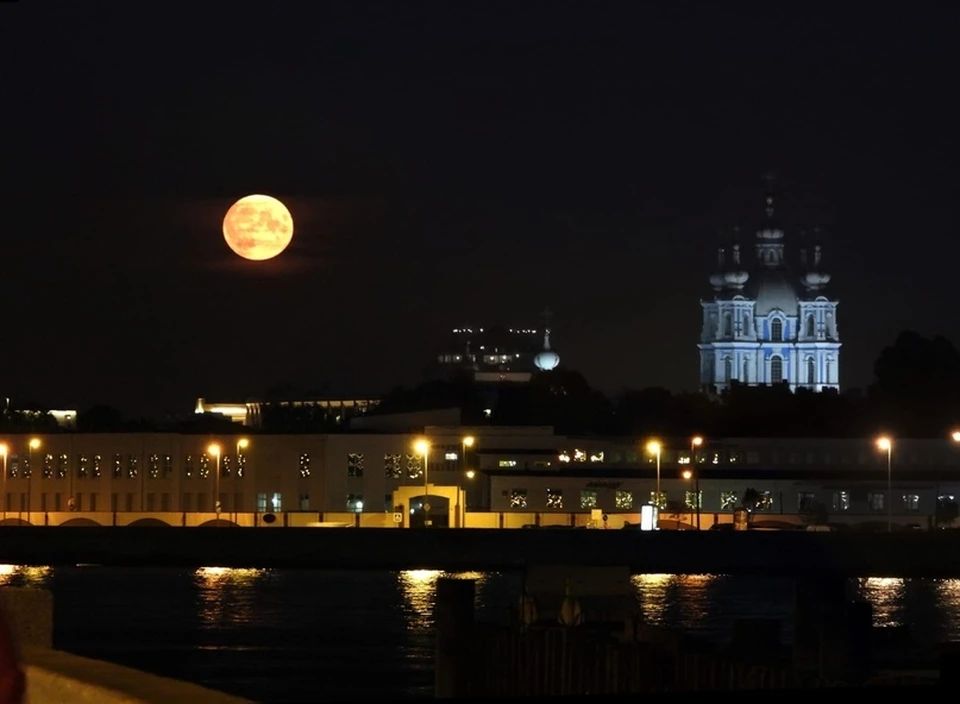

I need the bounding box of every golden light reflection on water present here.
[397,569,489,633]
[631,573,718,625]
[0,564,52,586]
[194,566,267,629]
[856,577,905,627]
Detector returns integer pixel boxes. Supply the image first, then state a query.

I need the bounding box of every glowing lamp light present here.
[28,438,41,450]
[0,444,7,457]
[876,437,892,452]
[207,443,222,456]
[237,438,250,450]
[645,440,661,455]
[692,436,703,447]
[463,436,475,448]
[952,431,960,443]
[413,439,430,455]
[682,470,693,480]
[466,470,476,479]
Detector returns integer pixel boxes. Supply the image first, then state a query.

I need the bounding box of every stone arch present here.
[128,518,172,527]
[0,518,31,527]
[198,519,241,528]
[60,518,102,527]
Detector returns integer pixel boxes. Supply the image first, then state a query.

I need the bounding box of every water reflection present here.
[631,573,718,625]
[0,564,52,586]
[396,570,489,633]
[856,577,905,626]
[194,566,267,630]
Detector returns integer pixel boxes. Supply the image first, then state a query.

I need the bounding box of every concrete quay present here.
[3,526,960,577]
[0,588,252,704]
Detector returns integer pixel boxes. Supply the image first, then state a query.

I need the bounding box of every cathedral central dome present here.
[748,268,801,316]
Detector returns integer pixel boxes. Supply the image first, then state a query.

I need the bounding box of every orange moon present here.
[222,194,294,261]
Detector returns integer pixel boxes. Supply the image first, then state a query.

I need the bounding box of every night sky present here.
[3,2,958,417]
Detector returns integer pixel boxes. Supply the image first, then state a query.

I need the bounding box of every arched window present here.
[806,315,815,338]
[742,359,750,383]
[770,318,783,342]
[743,314,752,336]
[826,358,833,385]
[722,312,732,338]
[723,357,733,383]
[771,355,784,384]
[806,358,816,385]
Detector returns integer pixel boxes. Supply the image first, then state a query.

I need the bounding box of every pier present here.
[2,526,960,577]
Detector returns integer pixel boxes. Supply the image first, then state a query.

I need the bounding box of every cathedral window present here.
[770,355,784,384]
[770,318,783,342]
[806,358,815,385]
[743,314,751,336]
[742,359,749,383]
[723,357,732,383]
[805,315,815,338]
[722,312,732,338]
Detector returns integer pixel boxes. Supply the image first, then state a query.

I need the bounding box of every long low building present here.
[0,427,957,529]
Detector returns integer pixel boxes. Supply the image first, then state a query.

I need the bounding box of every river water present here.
[2,565,958,701]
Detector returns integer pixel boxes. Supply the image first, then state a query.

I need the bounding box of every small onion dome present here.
[709,272,727,291]
[724,269,749,289]
[804,270,831,290]
[534,330,560,371]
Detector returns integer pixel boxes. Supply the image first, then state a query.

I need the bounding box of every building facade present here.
[698,189,841,392]
[2,428,959,529]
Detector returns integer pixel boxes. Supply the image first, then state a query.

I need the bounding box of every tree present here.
[936,498,960,528]
[741,488,760,511]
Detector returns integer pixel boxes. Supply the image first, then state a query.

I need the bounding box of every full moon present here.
[222,194,294,261]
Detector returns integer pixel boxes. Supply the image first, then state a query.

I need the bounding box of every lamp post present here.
[691,436,703,530]
[646,440,662,509]
[0,444,7,522]
[461,436,475,526]
[414,439,430,527]
[28,438,40,521]
[208,443,222,520]
[877,436,892,533]
[236,438,249,522]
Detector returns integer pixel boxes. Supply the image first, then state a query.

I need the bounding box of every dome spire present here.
[755,173,785,269]
[802,226,831,293]
[762,172,776,219]
[534,307,560,371]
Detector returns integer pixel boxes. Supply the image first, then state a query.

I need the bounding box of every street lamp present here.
[466,470,476,480]
[208,443,222,520]
[646,440,662,508]
[414,439,430,527]
[691,436,704,530]
[28,438,40,520]
[876,436,892,533]
[461,436,475,522]
[235,438,249,520]
[0,444,7,522]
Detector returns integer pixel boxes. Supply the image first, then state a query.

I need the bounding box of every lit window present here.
[720,491,738,510]
[573,449,586,463]
[868,492,885,511]
[649,491,667,509]
[445,452,458,461]
[300,453,312,478]
[346,453,363,477]
[615,490,633,509]
[558,452,571,463]
[406,454,423,479]
[347,494,364,513]
[509,489,528,508]
[546,489,563,509]
[832,491,849,511]
[580,490,598,509]
[685,492,702,509]
[499,460,517,468]
[589,452,605,463]
[384,454,402,479]
[903,493,919,512]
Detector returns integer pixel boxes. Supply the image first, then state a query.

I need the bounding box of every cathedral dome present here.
[534,330,560,371]
[749,268,800,316]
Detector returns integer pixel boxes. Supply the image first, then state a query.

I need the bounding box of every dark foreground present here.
[4,527,960,577]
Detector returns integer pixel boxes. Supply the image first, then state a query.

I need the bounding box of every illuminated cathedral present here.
[698,187,841,392]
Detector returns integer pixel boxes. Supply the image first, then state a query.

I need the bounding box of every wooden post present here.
[435,578,475,698]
